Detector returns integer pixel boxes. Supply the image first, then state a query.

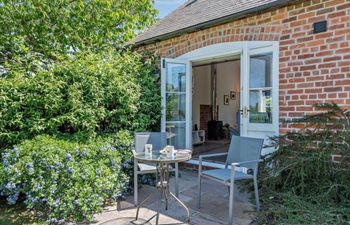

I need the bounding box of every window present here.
[249,53,273,124]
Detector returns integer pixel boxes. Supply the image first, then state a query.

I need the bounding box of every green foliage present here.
[0,1,160,223]
[0,0,161,149]
[256,104,350,224]
[256,191,350,224]
[0,0,157,76]
[265,104,350,198]
[0,51,161,149]
[0,132,134,223]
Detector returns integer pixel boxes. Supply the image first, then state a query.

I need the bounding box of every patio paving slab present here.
[89,169,255,225]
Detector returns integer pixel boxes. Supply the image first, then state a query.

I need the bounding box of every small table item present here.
[134,151,192,224]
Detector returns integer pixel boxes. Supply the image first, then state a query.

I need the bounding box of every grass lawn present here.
[0,198,44,225]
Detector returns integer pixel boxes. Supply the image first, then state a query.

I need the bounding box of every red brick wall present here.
[137,0,350,133]
[199,105,212,135]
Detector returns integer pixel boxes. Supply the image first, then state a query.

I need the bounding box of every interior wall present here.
[217,60,240,127]
[192,60,240,131]
[192,65,211,130]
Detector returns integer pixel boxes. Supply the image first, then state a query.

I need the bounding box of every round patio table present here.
[134,150,192,225]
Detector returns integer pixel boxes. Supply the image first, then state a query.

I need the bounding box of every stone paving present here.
[91,169,256,225]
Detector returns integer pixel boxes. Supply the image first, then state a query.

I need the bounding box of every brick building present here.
[131,0,350,152]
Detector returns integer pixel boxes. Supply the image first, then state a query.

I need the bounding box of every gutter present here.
[132,0,299,47]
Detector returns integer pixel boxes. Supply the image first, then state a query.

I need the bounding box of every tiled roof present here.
[132,0,290,45]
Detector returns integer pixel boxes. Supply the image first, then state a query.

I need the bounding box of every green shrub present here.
[263,104,350,199]
[0,50,161,149]
[256,104,350,224]
[0,131,133,223]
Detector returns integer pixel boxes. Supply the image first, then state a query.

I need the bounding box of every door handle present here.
[240,106,249,118]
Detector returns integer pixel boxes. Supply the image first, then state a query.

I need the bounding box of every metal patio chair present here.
[198,135,264,225]
[133,132,179,206]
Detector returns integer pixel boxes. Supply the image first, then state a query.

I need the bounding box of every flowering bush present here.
[0,131,133,224]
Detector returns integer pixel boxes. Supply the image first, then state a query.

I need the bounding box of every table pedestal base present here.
[135,163,190,225]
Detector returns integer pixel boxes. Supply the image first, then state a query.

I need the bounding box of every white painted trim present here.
[177,42,243,61]
[273,42,280,136]
[177,42,275,62]
[241,42,249,136]
[161,60,166,133]
[186,60,193,149]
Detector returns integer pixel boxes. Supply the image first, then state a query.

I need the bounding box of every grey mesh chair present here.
[198,135,264,225]
[133,132,179,206]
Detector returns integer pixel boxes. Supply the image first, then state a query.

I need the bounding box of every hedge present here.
[0,51,161,149]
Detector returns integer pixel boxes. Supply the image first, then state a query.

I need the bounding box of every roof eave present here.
[132,0,298,47]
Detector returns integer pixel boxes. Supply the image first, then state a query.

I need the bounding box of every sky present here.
[155,0,187,18]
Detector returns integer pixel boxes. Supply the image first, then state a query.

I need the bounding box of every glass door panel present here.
[249,90,272,123]
[166,122,186,149]
[249,53,273,124]
[166,93,186,121]
[166,63,187,92]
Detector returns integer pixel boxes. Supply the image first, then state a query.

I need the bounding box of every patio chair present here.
[197,135,264,225]
[133,132,179,206]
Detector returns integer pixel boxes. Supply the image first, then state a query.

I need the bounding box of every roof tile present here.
[133,0,285,44]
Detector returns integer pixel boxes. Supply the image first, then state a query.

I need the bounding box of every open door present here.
[241,43,279,154]
[161,58,192,150]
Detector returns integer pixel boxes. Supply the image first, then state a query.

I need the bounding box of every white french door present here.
[161,58,192,150]
[241,43,279,153]
[162,42,279,154]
